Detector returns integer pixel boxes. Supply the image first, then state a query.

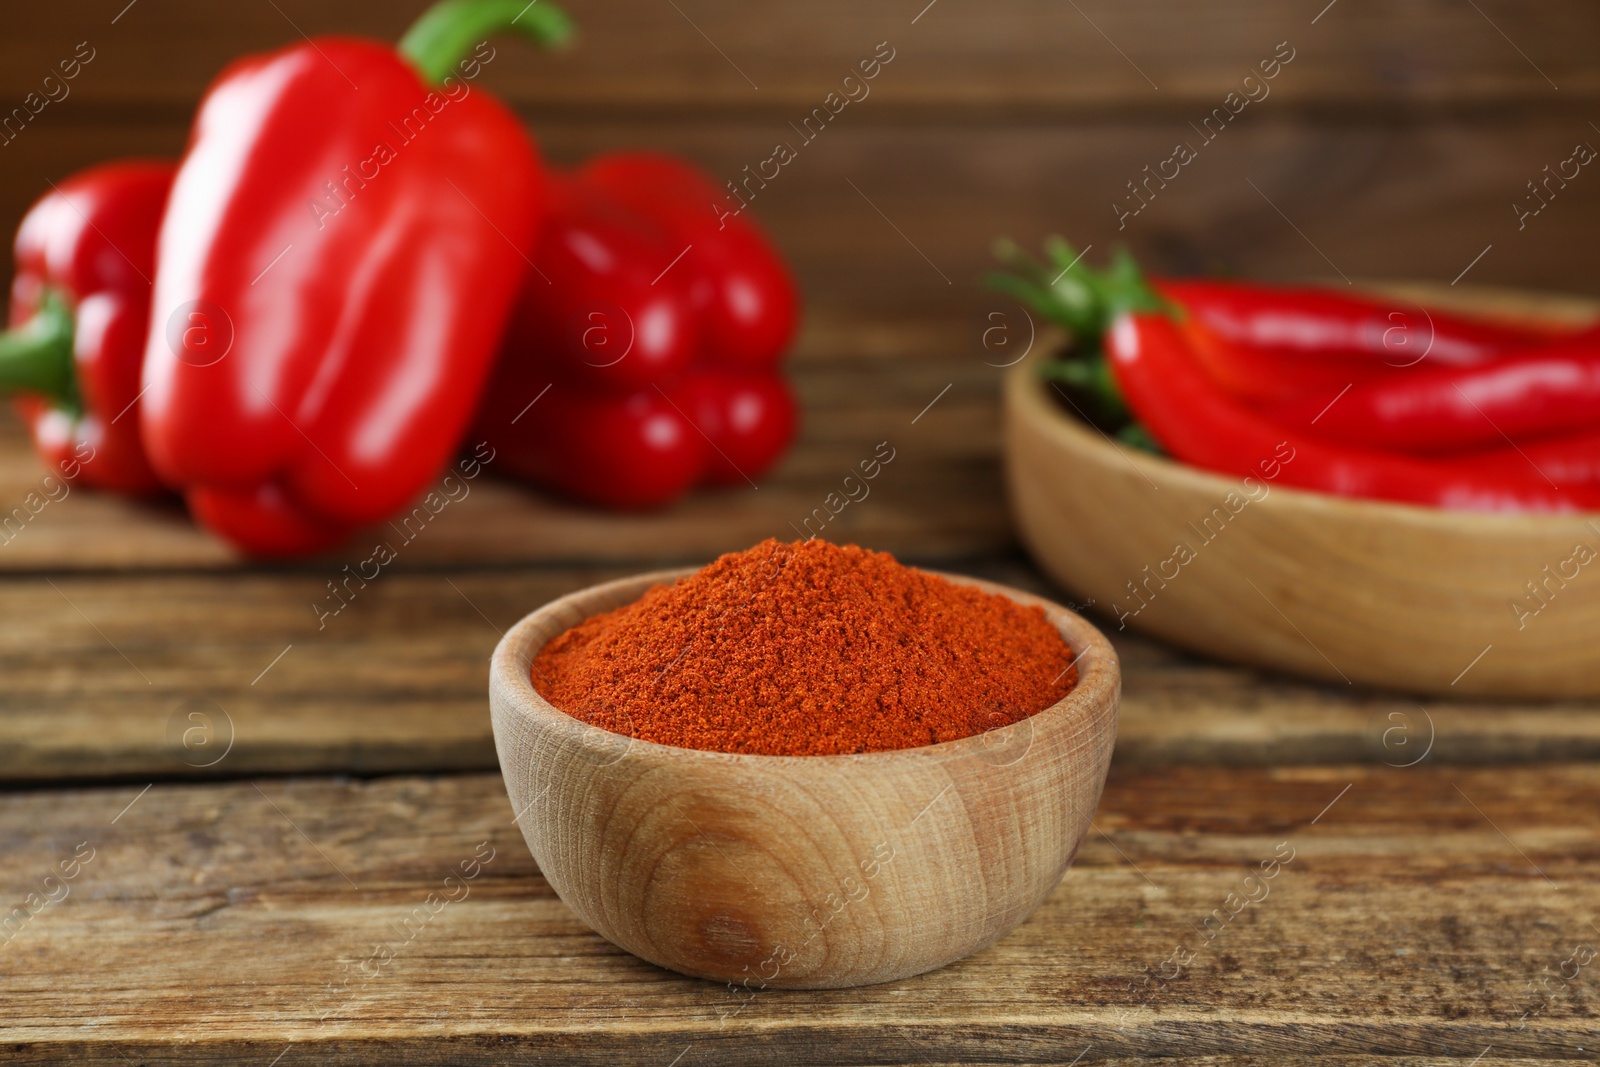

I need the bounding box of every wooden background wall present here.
[3,0,1598,369]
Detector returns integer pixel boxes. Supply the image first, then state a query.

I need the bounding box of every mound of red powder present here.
[530,539,1078,756]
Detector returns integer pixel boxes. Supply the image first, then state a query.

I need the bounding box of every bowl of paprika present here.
[488,540,1120,989]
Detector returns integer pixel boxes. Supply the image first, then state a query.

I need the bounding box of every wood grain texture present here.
[0,340,1008,570]
[5,0,1600,118]
[2,765,1595,1063]
[488,569,1119,986]
[4,117,1599,324]
[1,0,1593,329]
[7,561,1600,784]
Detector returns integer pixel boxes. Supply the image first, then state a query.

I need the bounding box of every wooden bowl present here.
[488,568,1119,989]
[1004,283,1600,699]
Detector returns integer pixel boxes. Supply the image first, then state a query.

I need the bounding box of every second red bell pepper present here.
[2,161,174,495]
[497,171,702,393]
[139,0,571,555]
[477,151,800,509]
[579,152,798,371]
[481,382,708,509]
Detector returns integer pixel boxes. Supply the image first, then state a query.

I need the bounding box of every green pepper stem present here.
[988,238,1170,342]
[399,0,575,85]
[0,296,77,410]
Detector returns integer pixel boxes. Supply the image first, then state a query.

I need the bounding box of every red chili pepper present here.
[1,161,174,495]
[1157,279,1560,368]
[138,0,571,556]
[1268,344,1600,454]
[1179,314,1385,406]
[1106,312,1600,513]
[1464,428,1600,486]
[476,152,800,509]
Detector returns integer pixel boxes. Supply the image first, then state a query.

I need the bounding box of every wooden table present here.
[4,337,1599,1064]
[5,2,1600,1060]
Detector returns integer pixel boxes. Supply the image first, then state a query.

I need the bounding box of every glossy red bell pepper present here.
[500,172,701,393]
[480,381,707,509]
[1269,343,1600,453]
[476,368,798,506]
[2,161,174,495]
[477,151,799,509]
[1106,312,1600,513]
[676,368,798,486]
[580,152,799,370]
[139,0,571,556]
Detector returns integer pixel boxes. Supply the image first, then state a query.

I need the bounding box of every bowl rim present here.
[1009,355,1600,530]
[489,564,1121,767]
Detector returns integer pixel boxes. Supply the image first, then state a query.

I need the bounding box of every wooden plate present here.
[1004,283,1600,699]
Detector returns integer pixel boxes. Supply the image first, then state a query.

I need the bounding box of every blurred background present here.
[2,0,1598,567]
[6,1,1599,312]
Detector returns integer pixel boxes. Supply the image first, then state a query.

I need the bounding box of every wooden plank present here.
[0,338,1008,570]
[5,116,1600,315]
[1,765,1595,1063]
[5,0,1600,119]
[6,560,1600,783]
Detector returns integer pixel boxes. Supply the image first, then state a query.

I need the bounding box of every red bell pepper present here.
[1268,343,1600,453]
[483,381,708,508]
[1156,279,1561,368]
[499,172,702,393]
[476,366,798,507]
[579,152,799,371]
[2,161,174,495]
[1106,312,1600,514]
[675,369,797,486]
[139,0,571,556]
[476,151,799,509]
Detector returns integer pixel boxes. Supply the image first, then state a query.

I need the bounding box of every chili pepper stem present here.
[399,0,575,85]
[0,295,77,411]
[988,238,1168,342]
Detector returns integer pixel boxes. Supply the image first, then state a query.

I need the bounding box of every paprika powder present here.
[531,538,1078,756]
